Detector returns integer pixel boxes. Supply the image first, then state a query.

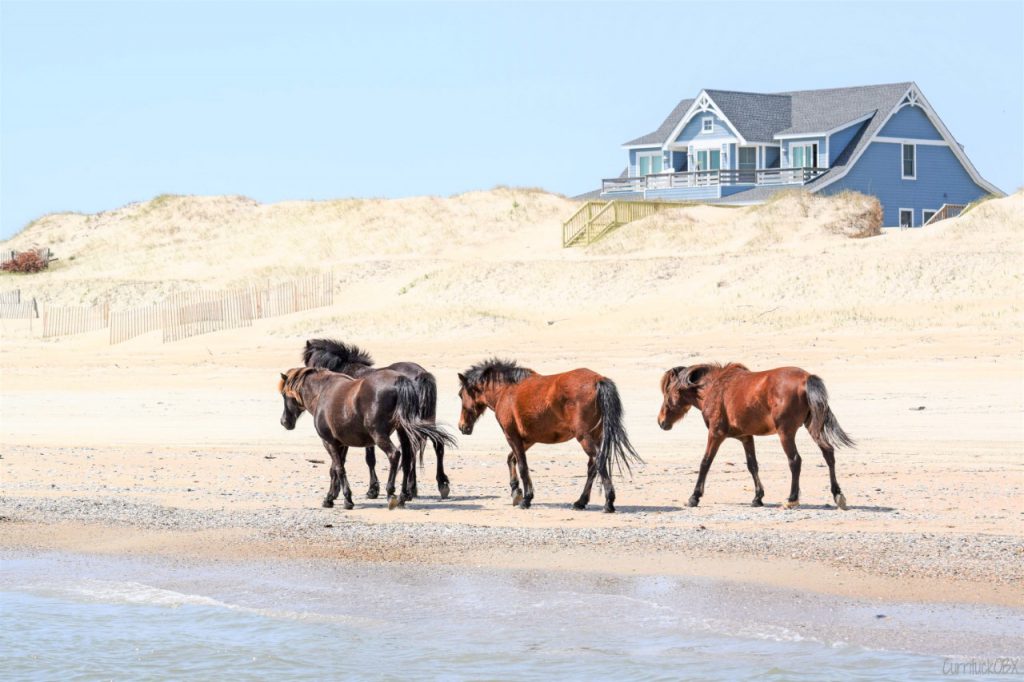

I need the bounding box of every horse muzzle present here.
[658,419,673,431]
[281,417,296,430]
[459,423,473,435]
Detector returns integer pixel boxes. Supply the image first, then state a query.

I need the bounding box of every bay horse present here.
[457,358,642,513]
[302,339,450,500]
[657,363,854,510]
[278,366,455,510]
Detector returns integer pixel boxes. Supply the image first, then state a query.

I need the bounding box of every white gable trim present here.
[812,83,1003,196]
[874,136,947,146]
[663,91,748,146]
[621,143,664,150]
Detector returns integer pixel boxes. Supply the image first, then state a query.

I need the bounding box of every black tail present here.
[806,375,855,449]
[595,379,643,478]
[393,376,457,465]
[414,372,437,422]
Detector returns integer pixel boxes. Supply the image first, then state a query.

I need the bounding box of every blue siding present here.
[818,141,989,226]
[878,105,942,140]
[647,186,721,201]
[674,111,738,144]
[828,120,868,165]
[763,146,780,168]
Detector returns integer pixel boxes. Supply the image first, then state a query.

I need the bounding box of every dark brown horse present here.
[657,363,854,510]
[278,366,455,510]
[457,358,642,513]
[302,339,450,500]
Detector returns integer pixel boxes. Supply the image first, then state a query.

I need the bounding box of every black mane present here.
[303,338,375,372]
[460,357,535,388]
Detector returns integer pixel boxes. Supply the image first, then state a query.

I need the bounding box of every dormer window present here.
[702,117,714,134]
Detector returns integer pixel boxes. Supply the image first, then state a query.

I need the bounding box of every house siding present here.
[818,141,989,226]
[878,105,943,140]
[828,120,869,165]
[647,186,721,201]
[674,111,738,144]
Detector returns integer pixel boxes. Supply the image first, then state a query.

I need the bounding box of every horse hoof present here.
[388,495,399,510]
[410,486,419,499]
[835,493,848,510]
[366,486,379,500]
[518,499,532,510]
[603,505,615,514]
[322,499,334,508]
[687,496,700,508]
[439,483,451,500]
[751,498,764,507]
[512,491,524,506]
[343,502,354,510]
[572,500,587,510]
[782,499,800,510]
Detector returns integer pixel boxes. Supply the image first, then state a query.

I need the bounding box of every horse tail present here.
[596,378,643,478]
[414,372,438,422]
[806,375,855,449]
[393,376,456,466]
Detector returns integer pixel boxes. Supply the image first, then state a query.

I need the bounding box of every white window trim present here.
[737,146,758,170]
[635,151,664,176]
[702,117,714,134]
[898,208,914,228]
[789,142,819,169]
[922,209,937,225]
[901,143,917,180]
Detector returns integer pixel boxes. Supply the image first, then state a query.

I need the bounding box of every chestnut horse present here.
[658,363,854,510]
[278,367,455,510]
[302,339,449,500]
[457,358,642,513]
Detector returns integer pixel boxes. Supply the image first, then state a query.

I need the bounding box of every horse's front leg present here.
[740,436,765,507]
[507,435,535,509]
[506,451,522,505]
[364,447,380,499]
[321,438,343,508]
[688,432,725,507]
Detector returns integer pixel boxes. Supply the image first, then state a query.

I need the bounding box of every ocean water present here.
[1,552,1019,681]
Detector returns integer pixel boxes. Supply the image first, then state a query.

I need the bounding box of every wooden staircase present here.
[562,200,693,247]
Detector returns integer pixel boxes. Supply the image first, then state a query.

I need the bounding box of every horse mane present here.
[303,338,375,371]
[461,357,535,389]
[666,362,749,391]
[279,367,321,397]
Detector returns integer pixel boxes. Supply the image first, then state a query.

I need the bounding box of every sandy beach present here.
[2,189,1022,615]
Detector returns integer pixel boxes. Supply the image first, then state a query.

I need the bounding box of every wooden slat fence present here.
[109,303,164,344]
[0,289,21,304]
[161,288,257,343]
[42,303,109,337]
[1,248,51,266]
[257,272,334,319]
[0,300,39,319]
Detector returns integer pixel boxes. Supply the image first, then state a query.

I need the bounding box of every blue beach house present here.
[596,82,1002,227]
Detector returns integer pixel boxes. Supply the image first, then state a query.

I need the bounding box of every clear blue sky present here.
[2,1,1022,238]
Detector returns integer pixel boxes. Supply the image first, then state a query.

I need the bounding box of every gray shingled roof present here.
[621,82,912,148]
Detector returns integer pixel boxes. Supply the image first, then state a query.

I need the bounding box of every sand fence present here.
[0,289,40,319]
[32,272,333,343]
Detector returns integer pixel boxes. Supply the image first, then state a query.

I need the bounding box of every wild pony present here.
[302,339,450,500]
[657,363,854,510]
[278,366,455,510]
[457,358,642,513]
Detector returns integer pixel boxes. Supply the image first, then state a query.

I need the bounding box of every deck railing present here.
[562,200,694,247]
[602,167,828,194]
[922,203,966,226]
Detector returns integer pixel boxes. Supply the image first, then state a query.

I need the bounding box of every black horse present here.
[278,367,455,510]
[302,339,451,499]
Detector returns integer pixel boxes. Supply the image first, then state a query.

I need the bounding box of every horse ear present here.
[280,372,288,381]
[457,373,467,386]
[682,365,710,388]
[305,340,311,349]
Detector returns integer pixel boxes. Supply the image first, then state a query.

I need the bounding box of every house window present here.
[922,209,937,225]
[695,149,721,171]
[902,144,916,179]
[899,208,914,228]
[702,117,714,134]
[637,152,663,176]
[791,143,819,169]
[738,147,757,170]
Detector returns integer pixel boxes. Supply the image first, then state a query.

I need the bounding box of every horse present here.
[278,366,455,510]
[457,358,642,513]
[302,339,450,500]
[657,363,854,510]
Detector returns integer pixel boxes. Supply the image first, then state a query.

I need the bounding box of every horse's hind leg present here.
[435,441,450,500]
[573,435,599,511]
[321,439,344,508]
[809,431,846,510]
[740,436,765,507]
[364,447,380,499]
[374,434,406,510]
[778,430,802,510]
[506,451,522,505]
